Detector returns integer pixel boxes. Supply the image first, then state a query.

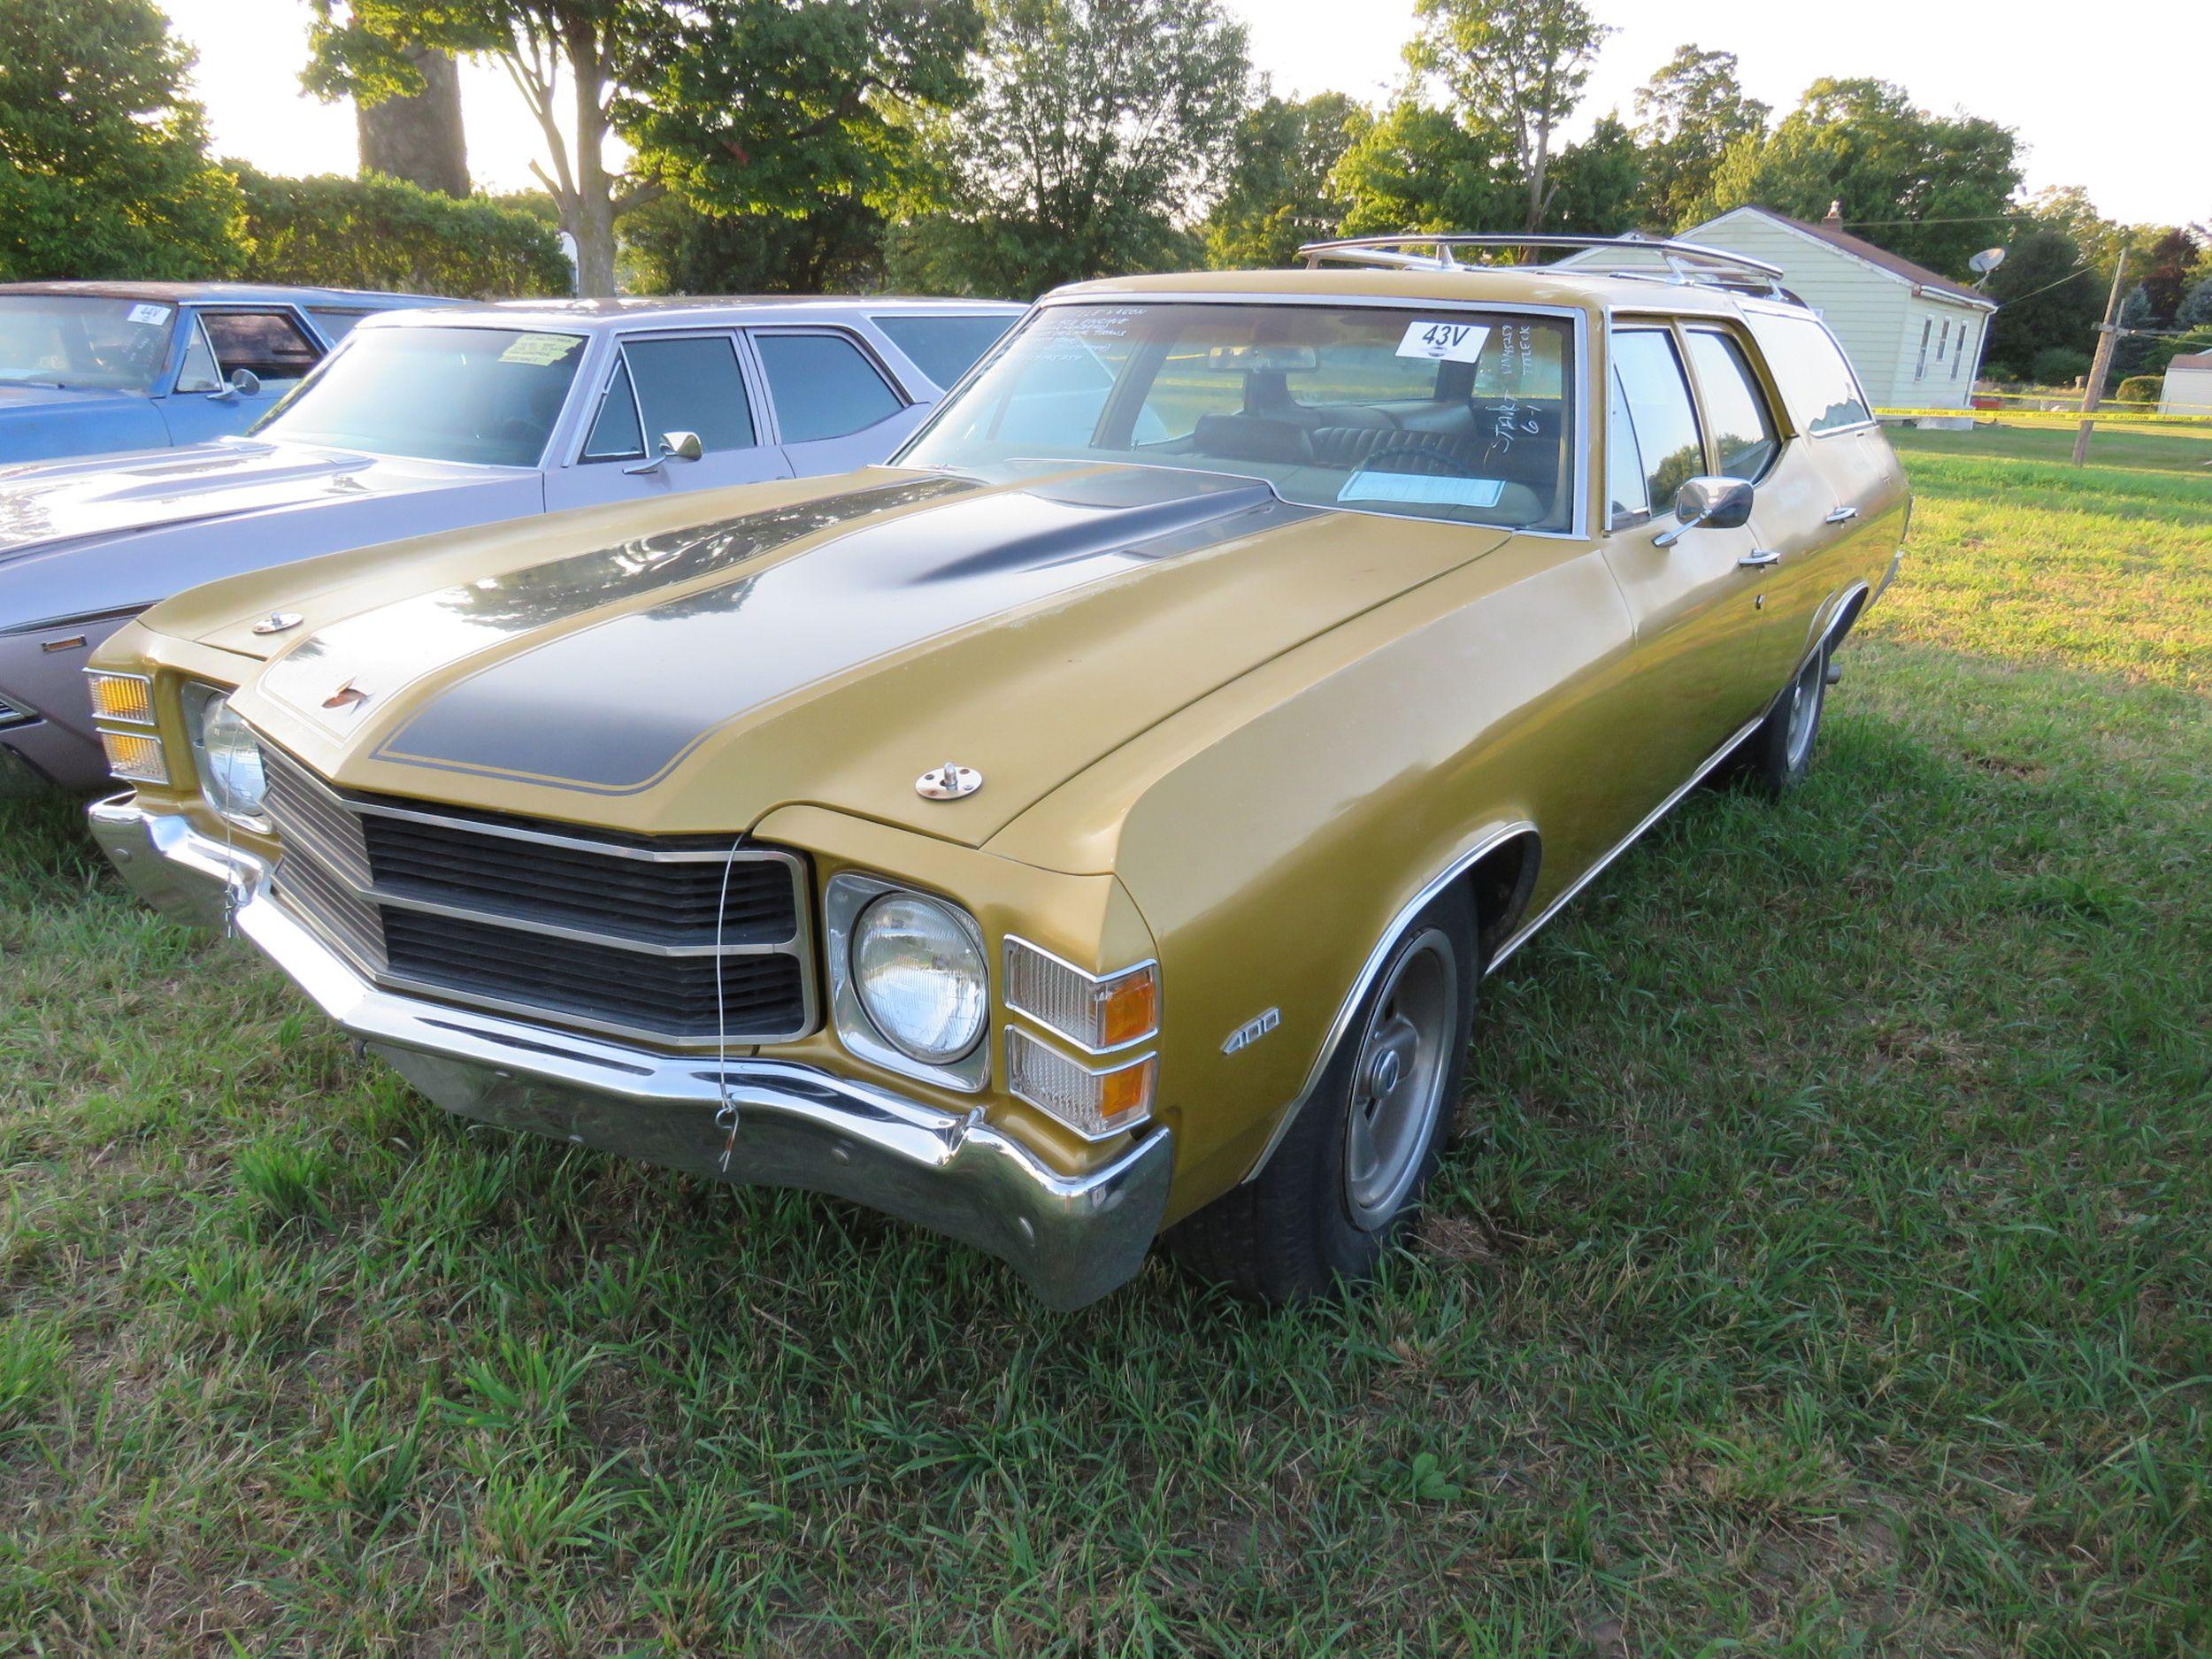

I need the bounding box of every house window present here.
[1938,320,1951,363]
[1916,319,1932,380]
[1953,323,1975,381]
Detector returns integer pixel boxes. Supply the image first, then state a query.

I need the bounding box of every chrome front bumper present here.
[88,794,1173,1310]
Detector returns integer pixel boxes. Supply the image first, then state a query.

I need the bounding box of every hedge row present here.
[234,166,571,298]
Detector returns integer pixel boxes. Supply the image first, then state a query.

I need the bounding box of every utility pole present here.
[2072,250,2129,467]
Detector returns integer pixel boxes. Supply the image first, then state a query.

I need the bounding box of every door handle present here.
[1824,506,1860,525]
[1738,548,1782,569]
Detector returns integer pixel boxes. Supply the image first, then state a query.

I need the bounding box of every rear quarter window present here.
[871,314,1015,390]
[1743,311,1872,434]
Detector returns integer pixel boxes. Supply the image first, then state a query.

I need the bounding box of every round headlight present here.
[851,892,987,1064]
[186,686,268,827]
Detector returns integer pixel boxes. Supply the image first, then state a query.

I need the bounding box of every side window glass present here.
[754,332,902,442]
[174,320,221,394]
[1607,366,1648,526]
[1746,313,1872,434]
[200,311,322,386]
[1686,331,1779,481]
[306,309,371,343]
[582,356,647,460]
[625,336,757,453]
[870,314,1012,388]
[1610,330,1703,514]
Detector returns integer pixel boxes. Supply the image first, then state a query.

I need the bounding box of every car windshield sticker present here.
[1395,319,1490,363]
[498,333,585,366]
[1338,471,1506,509]
[127,303,172,327]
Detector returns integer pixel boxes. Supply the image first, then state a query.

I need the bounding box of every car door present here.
[1594,322,1780,803]
[1676,324,1819,700]
[161,308,323,443]
[747,327,927,474]
[542,331,793,511]
[1739,307,1909,614]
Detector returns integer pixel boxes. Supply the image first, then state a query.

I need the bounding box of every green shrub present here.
[2030,346,2093,386]
[235,166,571,298]
[2115,375,2163,406]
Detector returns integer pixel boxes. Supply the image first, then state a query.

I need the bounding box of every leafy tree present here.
[234,166,571,296]
[621,1,980,234]
[902,0,1252,295]
[619,191,888,294]
[306,1,649,296]
[0,0,245,280]
[1542,112,1642,233]
[1979,219,2100,380]
[1631,45,1766,232]
[2139,227,2198,323]
[1330,102,1517,238]
[2180,279,2212,330]
[2110,284,2155,379]
[1202,92,1362,269]
[310,2,979,300]
[1702,78,2021,276]
[1405,0,1610,232]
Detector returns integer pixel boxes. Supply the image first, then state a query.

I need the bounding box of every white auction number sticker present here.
[1395,319,1490,364]
[127,303,172,327]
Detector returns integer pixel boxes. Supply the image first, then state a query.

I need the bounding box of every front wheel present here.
[1165,888,1477,1302]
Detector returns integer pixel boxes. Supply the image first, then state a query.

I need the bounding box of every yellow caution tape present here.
[1875,406,2212,426]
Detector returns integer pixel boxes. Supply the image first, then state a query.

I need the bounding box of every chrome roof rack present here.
[1294,234,1794,301]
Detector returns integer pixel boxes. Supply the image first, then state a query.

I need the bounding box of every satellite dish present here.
[1968,247,2007,274]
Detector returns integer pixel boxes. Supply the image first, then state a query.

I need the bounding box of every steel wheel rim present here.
[1343,926,1457,1232]
[1784,652,1824,771]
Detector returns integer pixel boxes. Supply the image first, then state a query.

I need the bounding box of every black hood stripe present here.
[372,467,1311,795]
[261,474,973,730]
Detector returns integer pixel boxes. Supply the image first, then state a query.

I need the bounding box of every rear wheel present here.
[1165,888,1477,1302]
[1732,644,1828,799]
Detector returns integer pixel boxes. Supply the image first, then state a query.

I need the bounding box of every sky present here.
[162,0,2205,228]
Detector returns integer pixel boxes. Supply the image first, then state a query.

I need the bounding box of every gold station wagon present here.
[87,235,1908,1308]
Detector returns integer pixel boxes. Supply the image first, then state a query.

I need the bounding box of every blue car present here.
[0,281,454,465]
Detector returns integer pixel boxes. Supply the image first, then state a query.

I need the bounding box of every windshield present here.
[255,325,587,466]
[902,301,1577,530]
[0,296,176,394]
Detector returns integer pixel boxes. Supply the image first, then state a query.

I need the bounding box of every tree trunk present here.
[357,44,468,198]
[568,41,618,296]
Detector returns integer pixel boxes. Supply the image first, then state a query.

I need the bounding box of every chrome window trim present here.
[1002,933,1159,1056]
[893,294,1594,541]
[825,872,991,1094]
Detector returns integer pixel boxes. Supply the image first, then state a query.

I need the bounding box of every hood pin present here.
[916,761,982,801]
[252,612,303,635]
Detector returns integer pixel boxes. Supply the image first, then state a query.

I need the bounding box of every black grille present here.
[361,813,796,945]
[381,910,806,1040]
[257,742,813,1045]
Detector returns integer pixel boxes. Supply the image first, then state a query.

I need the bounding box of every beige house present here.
[2157,350,2212,415]
[1560,204,1999,416]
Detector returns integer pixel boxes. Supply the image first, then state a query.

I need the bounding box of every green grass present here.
[4,428,2208,1654]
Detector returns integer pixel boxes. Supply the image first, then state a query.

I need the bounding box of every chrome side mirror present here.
[1654,475,1753,547]
[624,430,703,476]
[206,367,261,403]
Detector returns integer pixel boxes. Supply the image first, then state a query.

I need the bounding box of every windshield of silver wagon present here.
[252,325,587,467]
[901,301,1577,530]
